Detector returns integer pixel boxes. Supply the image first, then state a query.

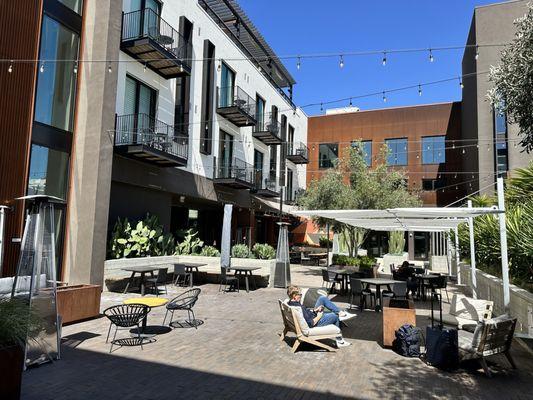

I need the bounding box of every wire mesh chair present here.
[163,288,201,329]
[103,304,151,353]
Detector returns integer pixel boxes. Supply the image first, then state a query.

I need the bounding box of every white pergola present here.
[293,178,511,312]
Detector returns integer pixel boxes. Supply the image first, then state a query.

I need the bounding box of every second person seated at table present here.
[395,261,418,298]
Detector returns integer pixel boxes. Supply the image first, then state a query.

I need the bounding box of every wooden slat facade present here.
[0,0,43,276]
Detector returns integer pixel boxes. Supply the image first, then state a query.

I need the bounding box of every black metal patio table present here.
[359,278,402,312]
[230,266,261,293]
[122,265,161,296]
[414,274,442,301]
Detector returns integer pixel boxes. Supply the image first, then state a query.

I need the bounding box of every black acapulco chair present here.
[103,303,151,353]
[163,288,202,329]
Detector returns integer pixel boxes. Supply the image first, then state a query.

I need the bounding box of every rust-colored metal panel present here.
[0,0,43,276]
[307,103,465,207]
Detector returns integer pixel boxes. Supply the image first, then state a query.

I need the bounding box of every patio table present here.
[230,266,261,293]
[327,267,352,294]
[122,265,161,296]
[123,297,170,338]
[359,278,403,312]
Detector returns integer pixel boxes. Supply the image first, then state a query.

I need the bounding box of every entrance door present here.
[219,131,233,177]
[220,62,235,107]
[414,232,429,260]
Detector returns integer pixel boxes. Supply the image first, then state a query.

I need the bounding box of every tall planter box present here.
[57,284,101,324]
[0,344,24,400]
[382,298,416,347]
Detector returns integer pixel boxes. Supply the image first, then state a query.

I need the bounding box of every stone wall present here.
[459,263,533,336]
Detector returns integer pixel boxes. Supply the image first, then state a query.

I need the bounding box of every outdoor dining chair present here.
[348,276,375,310]
[321,269,340,294]
[428,275,450,303]
[382,281,408,299]
[146,268,168,296]
[219,266,239,292]
[103,304,150,353]
[164,288,201,329]
[173,263,193,287]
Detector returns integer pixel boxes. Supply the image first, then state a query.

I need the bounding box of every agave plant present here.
[175,229,204,255]
[388,231,405,255]
[252,243,276,260]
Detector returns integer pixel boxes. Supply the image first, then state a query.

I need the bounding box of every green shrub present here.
[175,229,204,255]
[200,245,220,257]
[0,299,43,348]
[332,254,359,266]
[252,243,276,259]
[232,244,251,258]
[319,236,333,248]
[359,256,377,269]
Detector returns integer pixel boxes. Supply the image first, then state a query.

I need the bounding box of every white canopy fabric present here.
[337,218,467,232]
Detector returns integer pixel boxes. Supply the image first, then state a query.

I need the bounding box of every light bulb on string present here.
[382,91,387,103]
[462,148,466,154]
[73,61,78,74]
[418,85,422,96]
[382,52,387,66]
[475,45,479,61]
[40,63,45,73]
[144,63,147,72]
[320,103,323,112]
[217,60,221,72]
[459,79,464,89]
[429,49,434,63]
[339,55,344,69]
[107,62,112,73]
[8,60,13,73]
[296,56,301,70]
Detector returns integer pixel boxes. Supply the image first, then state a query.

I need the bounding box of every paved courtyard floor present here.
[22,265,533,400]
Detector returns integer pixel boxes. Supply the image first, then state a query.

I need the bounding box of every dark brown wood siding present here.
[0,0,42,276]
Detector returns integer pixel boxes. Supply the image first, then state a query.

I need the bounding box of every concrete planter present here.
[104,255,275,291]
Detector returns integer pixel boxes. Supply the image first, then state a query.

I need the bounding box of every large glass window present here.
[385,138,407,166]
[254,149,264,184]
[58,0,83,14]
[256,95,265,129]
[319,143,338,169]
[219,62,235,107]
[34,16,80,132]
[27,144,70,199]
[286,169,294,202]
[422,136,445,164]
[351,140,372,166]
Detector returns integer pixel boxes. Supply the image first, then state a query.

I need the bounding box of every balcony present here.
[216,86,257,127]
[114,114,188,167]
[252,113,282,145]
[121,9,192,79]
[213,157,255,189]
[286,141,309,164]
[253,176,279,198]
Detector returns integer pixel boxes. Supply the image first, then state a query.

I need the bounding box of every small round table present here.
[124,297,170,337]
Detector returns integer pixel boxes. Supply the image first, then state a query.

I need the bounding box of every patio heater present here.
[12,195,64,366]
[273,222,291,288]
[221,204,233,271]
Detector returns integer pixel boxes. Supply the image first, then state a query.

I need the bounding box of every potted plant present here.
[0,298,43,400]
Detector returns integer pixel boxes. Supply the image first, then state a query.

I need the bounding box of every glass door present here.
[256,95,265,130]
[219,131,233,178]
[220,62,235,107]
[254,149,264,187]
[143,0,161,37]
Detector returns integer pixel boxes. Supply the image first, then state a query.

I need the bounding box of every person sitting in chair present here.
[396,261,418,298]
[287,285,353,347]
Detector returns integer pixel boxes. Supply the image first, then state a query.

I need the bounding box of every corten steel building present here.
[462,0,532,195]
[0,0,308,284]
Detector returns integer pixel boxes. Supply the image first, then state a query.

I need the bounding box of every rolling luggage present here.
[425,292,459,370]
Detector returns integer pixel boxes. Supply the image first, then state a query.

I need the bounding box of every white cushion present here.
[0,277,13,294]
[307,324,341,337]
[450,294,493,322]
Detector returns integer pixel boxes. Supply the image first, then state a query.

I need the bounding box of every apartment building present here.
[0,0,308,285]
[462,0,532,195]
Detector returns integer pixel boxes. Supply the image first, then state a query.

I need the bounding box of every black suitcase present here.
[425,292,459,370]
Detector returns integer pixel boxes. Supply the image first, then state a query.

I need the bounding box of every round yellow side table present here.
[123,297,170,337]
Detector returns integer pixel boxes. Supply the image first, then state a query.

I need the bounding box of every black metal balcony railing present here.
[216,86,257,126]
[215,157,255,186]
[286,141,309,164]
[121,8,192,71]
[253,113,282,144]
[115,113,188,162]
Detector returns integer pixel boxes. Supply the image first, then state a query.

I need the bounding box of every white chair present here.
[429,293,493,330]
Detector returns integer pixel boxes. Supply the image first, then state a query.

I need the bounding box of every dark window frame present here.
[385,138,408,166]
[318,143,338,169]
[125,73,158,118]
[200,40,215,154]
[421,135,446,165]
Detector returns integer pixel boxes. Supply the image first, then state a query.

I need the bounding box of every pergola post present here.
[454,227,461,285]
[467,200,477,299]
[497,177,510,313]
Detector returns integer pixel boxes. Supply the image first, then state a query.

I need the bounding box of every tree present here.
[488,3,533,152]
[299,143,421,256]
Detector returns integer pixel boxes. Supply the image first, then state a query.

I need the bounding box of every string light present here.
[217,59,221,72]
[382,91,387,102]
[73,61,78,74]
[382,52,387,66]
[143,63,147,72]
[475,45,479,60]
[39,63,44,73]
[429,49,434,63]
[296,56,301,70]
[339,55,344,69]
[418,84,422,96]
[349,97,353,107]
[320,103,323,112]
[462,148,466,154]
[107,62,112,73]
[459,78,464,89]
[8,60,13,73]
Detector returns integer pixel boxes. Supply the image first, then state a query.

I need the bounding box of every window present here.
[34,15,80,132]
[269,146,277,180]
[422,136,445,164]
[286,169,294,202]
[422,178,445,191]
[219,131,233,178]
[174,16,193,133]
[385,138,407,166]
[27,144,70,199]
[58,0,83,14]
[256,95,265,130]
[351,140,372,166]
[494,106,508,177]
[219,62,235,108]
[200,40,215,154]
[254,149,264,184]
[124,75,157,117]
[288,125,295,145]
[280,115,287,186]
[319,143,338,168]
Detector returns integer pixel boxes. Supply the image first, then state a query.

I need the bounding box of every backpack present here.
[393,324,421,357]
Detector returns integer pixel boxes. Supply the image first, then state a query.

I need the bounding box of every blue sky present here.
[238,0,499,115]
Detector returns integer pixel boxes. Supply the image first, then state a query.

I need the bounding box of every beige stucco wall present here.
[63,0,123,285]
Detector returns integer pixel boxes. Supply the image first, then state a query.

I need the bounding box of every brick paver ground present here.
[22,265,533,400]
